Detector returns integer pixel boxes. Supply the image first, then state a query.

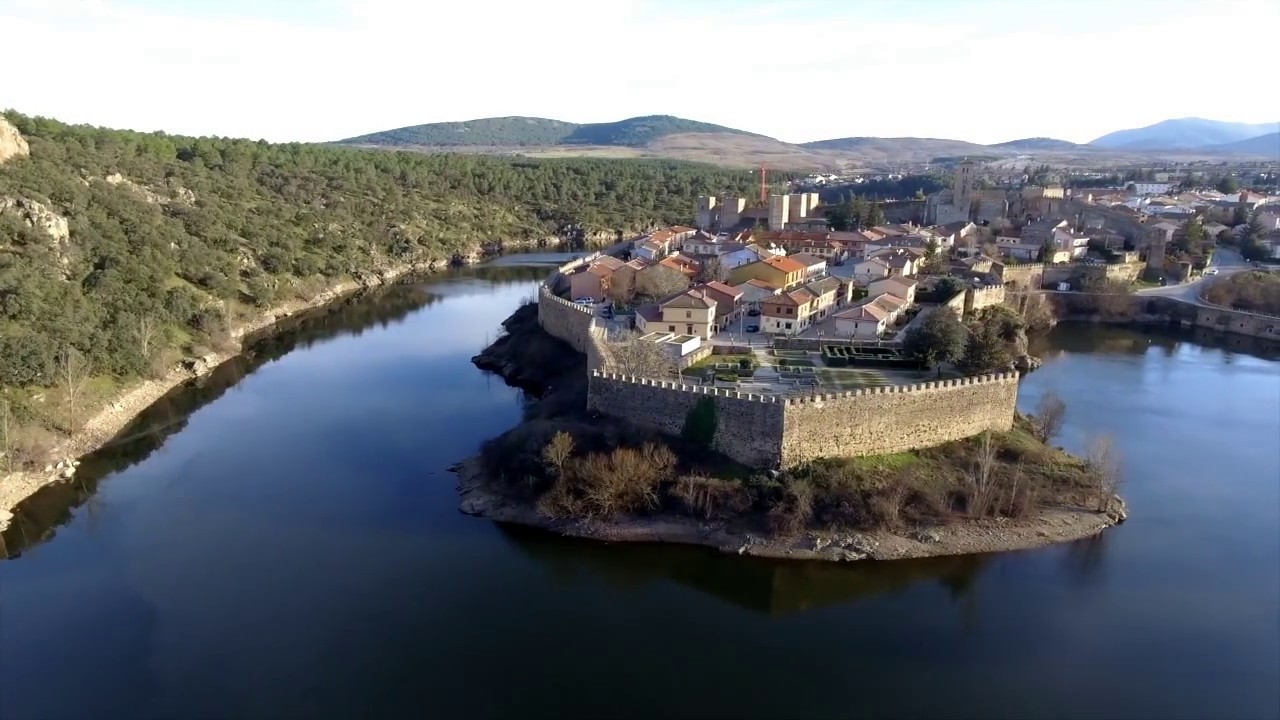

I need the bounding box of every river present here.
[1,263,1277,720]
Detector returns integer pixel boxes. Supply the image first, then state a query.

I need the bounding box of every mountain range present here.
[338,115,1279,170]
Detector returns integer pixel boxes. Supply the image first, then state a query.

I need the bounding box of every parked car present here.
[745,324,760,333]
[1204,268,1219,276]
[572,297,595,305]
[747,308,761,316]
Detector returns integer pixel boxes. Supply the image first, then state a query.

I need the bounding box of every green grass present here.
[771,349,809,359]
[813,368,895,390]
[777,358,816,367]
[689,354,755,370]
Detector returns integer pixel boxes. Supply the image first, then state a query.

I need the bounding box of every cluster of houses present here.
[566,223,959,358]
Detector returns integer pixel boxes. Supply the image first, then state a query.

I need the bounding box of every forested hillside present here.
[0,111,757,414]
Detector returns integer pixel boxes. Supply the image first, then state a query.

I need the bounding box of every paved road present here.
[1134,246,1249,307]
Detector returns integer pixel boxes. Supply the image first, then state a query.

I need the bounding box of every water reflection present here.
[497,524,994,617]
[1030,323,1280,361]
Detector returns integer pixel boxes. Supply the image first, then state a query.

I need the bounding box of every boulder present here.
[912,528,943,544]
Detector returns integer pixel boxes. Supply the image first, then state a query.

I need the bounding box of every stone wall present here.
[587,371,786,468]
[965,285,1006,315]
[998,263,1046,290]
[779,374,1019,465]
[1193,305,1280,340]
[538,285,596,353]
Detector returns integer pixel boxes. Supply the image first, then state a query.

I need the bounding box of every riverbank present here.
[0,258,452,528]
[455,302,1127,564]
[455,457,1125,562]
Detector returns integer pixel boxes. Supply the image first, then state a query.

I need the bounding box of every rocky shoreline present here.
[454,458,1126,563]
[0,258,455,530]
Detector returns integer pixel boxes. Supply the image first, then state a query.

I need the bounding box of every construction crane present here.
[757,164,768,205]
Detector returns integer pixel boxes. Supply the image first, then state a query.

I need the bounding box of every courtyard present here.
[681,347,938,395]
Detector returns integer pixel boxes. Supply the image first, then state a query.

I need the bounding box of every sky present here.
[2,0,1278,145]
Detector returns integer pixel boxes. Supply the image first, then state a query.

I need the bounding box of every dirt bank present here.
[0,259,448,528]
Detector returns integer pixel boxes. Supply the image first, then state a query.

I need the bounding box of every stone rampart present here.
[588,371,786,468]
[538,285,596,353]
[998,263,1045,290]
[965,285,1006,315]
[779,374,1019,466]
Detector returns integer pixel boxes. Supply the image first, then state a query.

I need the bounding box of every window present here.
[687,324,694,334]
[786,307,794,315]
[685,311,691,319]
[669,325,675,332]
[785,322,793,330]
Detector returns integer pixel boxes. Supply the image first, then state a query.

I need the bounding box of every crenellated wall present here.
[543,255,1022,470]
[965,285,1006,314]
[778,374,1018,465]
[587,371,787,467]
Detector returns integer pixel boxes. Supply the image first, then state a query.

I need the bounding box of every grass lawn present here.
[771,349,809,359]
[814,367,896,390]
[776,358,816,367]
[690,354,755,370]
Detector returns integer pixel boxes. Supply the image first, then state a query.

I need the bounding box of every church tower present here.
[953,160,975,210]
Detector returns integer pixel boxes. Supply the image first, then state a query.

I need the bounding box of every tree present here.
[634,265,690,301]
[1240,210,1269,262]
[1086,434,1123,512]
[959,320,1012,375]
[1180,216,1206,255]
[1216,176,1240,195]
[1030,391,1066,443]
[1232,205,1249,227]
[850,196,869,230]
[826,204,853,231]
[966,431,999,517]
[864,200,886,228]
[903,307,966,370]
[58,347,93,433]
[135,315,158,364]
[694,256,727,284]
[607,331,675,377]
[921,238,945,274]
[542,431,575,478]
[0,398,13,474]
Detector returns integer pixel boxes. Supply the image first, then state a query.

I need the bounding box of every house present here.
[694,281,745,333]
[658,252,702,279]
[1021,218,1070,248]
[747,230,856,261]
[848,257,892,286]
[1204,222,1231,239]
[868,247,922,276]
[634,303,662,334]
[727,255,808,290]
[720,243,780,271]
[996,237,1041,261]
[633,225,697,261]
[657,289,718,340]
[681,230,740,257]
[761,286,819,335]
[1129,181,1175,196]
[790,252,829,278]
[607,257,649,301]
[635,262,691,299]
[568,256,624,301]
[1053,228,1090,259]
[1146,220,1181,247]
[734,278,782,311]
[868,276,918,305]
[802,276,842,321]
[833,293,906,339]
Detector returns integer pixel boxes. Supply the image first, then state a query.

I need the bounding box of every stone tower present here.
[953,160,975,214]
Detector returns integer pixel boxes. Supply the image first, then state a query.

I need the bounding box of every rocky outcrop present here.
[102,173,195,206]
[0,117,29,164]
[0,196,74,277]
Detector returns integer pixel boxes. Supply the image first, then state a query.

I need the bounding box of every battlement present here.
[589,369,782,403]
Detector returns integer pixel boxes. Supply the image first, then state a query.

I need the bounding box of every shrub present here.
[671,474,751,520]
[766,479,814,538]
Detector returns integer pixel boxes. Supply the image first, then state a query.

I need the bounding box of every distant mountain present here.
[989,137,1081,151]
[341,115,762,148]
[1089,118,1279,150]
[1203,132,1279,158]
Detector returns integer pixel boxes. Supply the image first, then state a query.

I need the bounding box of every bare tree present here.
[694,256,727,284]
[635,265,690,301]
[967,431,999,517]
[541,431,576,478]
[1086,434,1123,512]
[58,347,93,435]
[1030,391,1067,443]
[607,330,675,378]
[135,315,158,361]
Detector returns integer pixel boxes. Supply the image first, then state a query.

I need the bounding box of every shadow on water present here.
[494,523,995,617]
[1,276,496,559]
[1032,322,1280,360]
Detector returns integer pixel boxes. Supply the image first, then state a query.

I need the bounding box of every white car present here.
[572,297,595,305]
[1204,268,1219,276]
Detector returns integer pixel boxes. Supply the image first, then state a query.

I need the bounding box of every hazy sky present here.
[3,0,1278,145]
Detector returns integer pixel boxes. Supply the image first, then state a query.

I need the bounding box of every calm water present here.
[2,267,1278,720]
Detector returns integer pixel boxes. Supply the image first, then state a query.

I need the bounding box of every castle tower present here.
[787,193,808,225]
[768,195,790,231]
[719,196,745,229]
[695,196,718,230]
[953,160,975,214]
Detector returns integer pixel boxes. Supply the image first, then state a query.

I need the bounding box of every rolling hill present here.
[339,114,1280,169]
[1089,118,1278,150]
[1203,132,1279,158]
[341,115,763,148]
[989,137,1082,151]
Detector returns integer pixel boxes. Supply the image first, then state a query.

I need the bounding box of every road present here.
[1134,246,1249,307]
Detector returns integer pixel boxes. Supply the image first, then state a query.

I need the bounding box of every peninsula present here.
[458,248,1128,563]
